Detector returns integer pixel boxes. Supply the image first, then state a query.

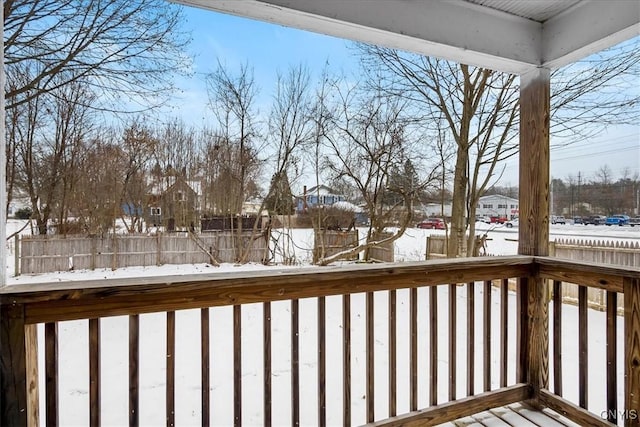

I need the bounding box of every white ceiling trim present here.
[172,0,640,74]
[542,0,639,69]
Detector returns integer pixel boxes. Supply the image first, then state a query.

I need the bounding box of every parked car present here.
[416,218,446,229]
[572,216,583,225]
[505,218,519,228]
[490,215,508,224]
[605,214,630,226]
[551,215,566,224]
[583,215,607,225]
[629,217,640,227]
[477,216,491,224]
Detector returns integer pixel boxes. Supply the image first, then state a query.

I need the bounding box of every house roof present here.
[147,175,202,197]
[479,194,519,204]
[171,0,639,74]
[299,185,339,197]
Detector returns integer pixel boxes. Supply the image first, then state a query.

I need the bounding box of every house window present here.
[483,204,493,209]
[175,191,185,202]
[510,204,517,209]
[150,207,161,216]
[498,204,507,209]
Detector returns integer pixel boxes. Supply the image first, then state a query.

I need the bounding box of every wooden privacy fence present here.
[313,230,359,263]
[312,230,394,263]
[18,232,268,275]
[551,238,639,311]
[367,231,394,262]
[425,235,485,259]
[551,238,640,266]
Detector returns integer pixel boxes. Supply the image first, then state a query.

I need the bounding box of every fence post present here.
[156,233,162,266]
[91,235,97,270]
[14,234,19,277]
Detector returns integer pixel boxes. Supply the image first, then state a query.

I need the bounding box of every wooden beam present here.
[518,67,551,408]
[624,277,640,427]
[0,304,28,426]
[518,68,550,258]
[172,0,541,74]
[366,384,531,427]
[0,257,535,325]
[539,389,616,427]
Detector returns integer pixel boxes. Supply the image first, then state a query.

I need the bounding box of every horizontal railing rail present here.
[1,256,638,426]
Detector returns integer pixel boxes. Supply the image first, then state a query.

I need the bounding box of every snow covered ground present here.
[3,220,638,425]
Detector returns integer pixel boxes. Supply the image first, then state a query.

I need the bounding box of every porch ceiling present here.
[171,0,639,74]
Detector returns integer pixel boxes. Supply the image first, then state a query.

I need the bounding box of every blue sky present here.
[168,5,639,187]
[163,6,358,126]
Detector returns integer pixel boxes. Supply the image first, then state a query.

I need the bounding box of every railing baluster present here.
[366,292,374,423]
[291,299,299,426]
[410,287,418,411]
[606,291,617,424]
[318,296,326,427]
[388,290,397,417]
[166,311,175,427]
[429,286,438,406]
[467,281,475,396]
[89,319,100,427]
[343,294,351,427]
[129,314,139,427]
[45,322,59,427]
[500,278,508,388]
[201,308,210,427]
[578,285,588,409]
[233,305,242,427]
[263,303,271,427]
[449,283,457,401]
[483,280,491,392]
[552,280,562,396]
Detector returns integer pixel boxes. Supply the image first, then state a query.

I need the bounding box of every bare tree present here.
[264,64,314,213]
[319,82,438,264]
[118,120,158,233]
[154,118,199,177]
[15,79,96,235]
[72,137,125,235]
[4,0,191,112]
[258,65,315,264]
[205,61,263,260]
[358,38,639,257]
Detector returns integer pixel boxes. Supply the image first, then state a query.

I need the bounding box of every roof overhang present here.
[171,0,639,74]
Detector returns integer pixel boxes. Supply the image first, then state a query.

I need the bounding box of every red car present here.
[416,218,446,229]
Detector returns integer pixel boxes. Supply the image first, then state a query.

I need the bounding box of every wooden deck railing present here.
[1,256,638,426]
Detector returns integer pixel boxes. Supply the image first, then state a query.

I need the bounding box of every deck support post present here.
[1,304,39,426]
[517,67,550,407]
[624,277,640,427]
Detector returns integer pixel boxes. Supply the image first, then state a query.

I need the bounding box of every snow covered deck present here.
[1,255,639,426]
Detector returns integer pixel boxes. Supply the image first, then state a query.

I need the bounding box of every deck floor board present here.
[436,403,582,427]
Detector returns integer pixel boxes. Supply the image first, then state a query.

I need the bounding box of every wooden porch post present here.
[624,277,640,427]
[517,67,550,405]
[1,304,39,426]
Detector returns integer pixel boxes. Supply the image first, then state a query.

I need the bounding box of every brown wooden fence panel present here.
[313,230,359,263]
[19,232,268,274]
[368,232,394,262]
